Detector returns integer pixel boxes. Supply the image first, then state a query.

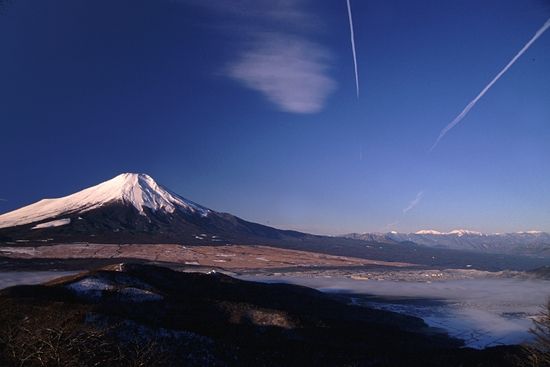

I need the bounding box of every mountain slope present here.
[0,173,209,229]
[1,174,548,271]
[0,173,306,245]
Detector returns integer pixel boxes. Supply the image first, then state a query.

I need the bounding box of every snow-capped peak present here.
[97,173,210,216]
[415,230,443,235]
[448,229,483,236]
[0,173,210,229]
[414,229,483,236]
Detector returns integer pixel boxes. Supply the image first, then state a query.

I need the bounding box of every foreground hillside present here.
[0,263,526,367]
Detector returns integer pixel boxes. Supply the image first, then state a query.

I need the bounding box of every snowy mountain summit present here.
[0,173,303,245]
[415,229,483,236]
[93,173,210,216]
[0,173,209,229]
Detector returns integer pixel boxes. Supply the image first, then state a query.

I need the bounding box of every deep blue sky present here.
[1,0,549,234]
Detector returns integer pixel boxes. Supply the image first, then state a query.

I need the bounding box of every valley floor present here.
[0,242,548,352]
[0,243,415,269]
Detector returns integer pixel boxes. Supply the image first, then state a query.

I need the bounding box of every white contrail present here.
[431,17,550,151]
[346,0,359,98]
[403,191,424,214]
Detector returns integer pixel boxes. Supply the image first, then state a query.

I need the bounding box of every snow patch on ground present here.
[118,287,163,302]
[32,218,71,229]
[66,274,162,302]
[67,277,114,298]
[0,247,37,255]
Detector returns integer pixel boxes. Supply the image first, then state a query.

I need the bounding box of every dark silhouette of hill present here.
[0,263,526,366]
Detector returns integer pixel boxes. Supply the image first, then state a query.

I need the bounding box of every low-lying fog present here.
[241,273,550,349]
[0,271,79,290]
[1,269,548,349]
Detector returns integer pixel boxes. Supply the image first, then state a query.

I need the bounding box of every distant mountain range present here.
[343,230,550,257]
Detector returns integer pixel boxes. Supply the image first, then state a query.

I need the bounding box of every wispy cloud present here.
[431,17,550,150]
[227,34,335,113]
[403,191,424,214]
[0,198,6,202]
[383,191,424,231]
[181,0,336,114]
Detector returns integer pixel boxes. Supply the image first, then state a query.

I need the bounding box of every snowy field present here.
[241,273,550,349]
[0,271,80,290]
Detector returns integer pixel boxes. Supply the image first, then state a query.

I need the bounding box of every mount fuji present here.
[0,173,306,245]
[1,173,548,270]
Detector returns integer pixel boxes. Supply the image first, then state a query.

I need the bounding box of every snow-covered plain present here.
[241,274,550,349]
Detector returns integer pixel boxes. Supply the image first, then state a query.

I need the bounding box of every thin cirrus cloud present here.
[402,191,424,214]
[182,0,336,114]
[227,35,336,114]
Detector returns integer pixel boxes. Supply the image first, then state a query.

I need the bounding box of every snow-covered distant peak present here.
[0,173,210,229]
[414,229,483,236]
[448,229,483,236]
[415,230,443,235]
